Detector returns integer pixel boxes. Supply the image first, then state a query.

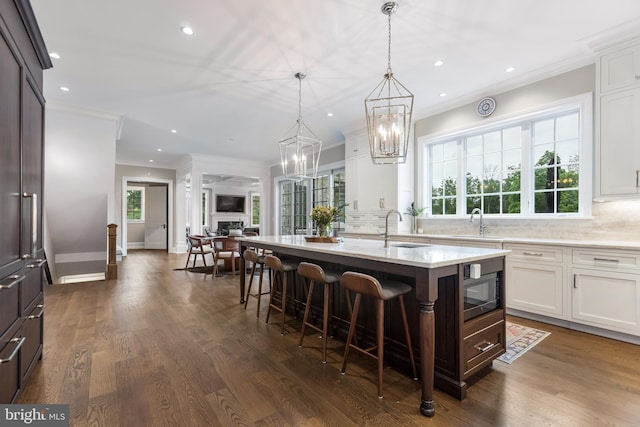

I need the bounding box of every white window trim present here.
[417,92,593,218]
[126,185,146,223]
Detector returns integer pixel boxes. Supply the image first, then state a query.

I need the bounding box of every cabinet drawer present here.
[21,259,45,312]
[572,249,640,271]
[505,244,564,263]
[0,273,23,341]
[0,332,24,404]
[21,299,44,381]
[463,320,505,377]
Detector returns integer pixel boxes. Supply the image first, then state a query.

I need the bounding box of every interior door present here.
[144,185,168,249]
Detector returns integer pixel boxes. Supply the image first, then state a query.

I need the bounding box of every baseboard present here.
[127,242,144,249]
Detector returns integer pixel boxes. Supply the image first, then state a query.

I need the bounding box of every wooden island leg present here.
[419,300,436,417]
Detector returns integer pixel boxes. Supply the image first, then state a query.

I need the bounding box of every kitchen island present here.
[238,235,510,417]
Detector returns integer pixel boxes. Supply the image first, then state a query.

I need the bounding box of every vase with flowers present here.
[405,202,425,234]
[309,204,346,237]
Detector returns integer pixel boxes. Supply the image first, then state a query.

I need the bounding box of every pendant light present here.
[364,1,414,164]
[279,72,322,180]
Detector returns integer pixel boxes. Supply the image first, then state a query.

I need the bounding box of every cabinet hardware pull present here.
[474,341,495,352]
[27,305,45,319]
[523,252,543,256]
[636,73,640,80]
[27,259,47,269]
[573,274,578,289]
[0,337,26,364]
[0,275,25,290]
[593,257,619,263]
[22,193,38,260]
[636,170,639,187]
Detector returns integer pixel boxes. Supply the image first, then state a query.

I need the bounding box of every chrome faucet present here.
[384,210,403,248]
[469,207,487,237]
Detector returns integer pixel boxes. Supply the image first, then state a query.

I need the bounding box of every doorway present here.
[121,176,174,256]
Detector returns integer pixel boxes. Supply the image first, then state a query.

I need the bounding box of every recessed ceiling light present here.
[181,26,194,35]
[171,129,177,133]
[327,112,333,117]
[49,52,60,59]
[149,159,154,163]
[439,92,447,97]
[505,66,515,73]
[60,86,69,92]
[433,60,444,67]
[157,148,162,152]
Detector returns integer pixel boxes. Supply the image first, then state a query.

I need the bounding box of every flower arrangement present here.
[405,202,425,217]
[310,204,347,237]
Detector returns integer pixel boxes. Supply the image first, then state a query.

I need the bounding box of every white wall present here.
[44,106,118,279]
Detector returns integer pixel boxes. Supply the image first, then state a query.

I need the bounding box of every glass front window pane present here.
[534,191,555,213]
[466,196,481,213]
[556,112,579,141]
[432,199,443,215]
[559,190,579,213]
[431,143,443,161]
[484,131,501,153]
[443,141,457,160]
[444,197,456,214]
[559,167,579,188]
[534,145,556,165]
[556,140,579,165]
[466,136,482,156]
[502,193,521,214]
[503,126,521,150]
[483,152,501,175]
[503,149,521,171]
[502,170,521,192]
[534,119,554,145]
[466,174,481,195]
[483,195,500,214]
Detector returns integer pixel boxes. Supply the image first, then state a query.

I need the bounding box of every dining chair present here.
[212,237,241,277]
[185,235,213,268]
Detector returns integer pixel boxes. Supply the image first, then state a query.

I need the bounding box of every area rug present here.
[497,321,550,364]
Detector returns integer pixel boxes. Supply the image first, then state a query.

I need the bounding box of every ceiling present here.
[31,0,640,169]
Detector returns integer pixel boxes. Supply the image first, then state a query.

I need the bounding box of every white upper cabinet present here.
[596,39,640,199]
[600,42,640,93]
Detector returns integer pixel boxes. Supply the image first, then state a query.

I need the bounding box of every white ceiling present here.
[31,0,640,169]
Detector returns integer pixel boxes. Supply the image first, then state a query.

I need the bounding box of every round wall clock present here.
[476,97,496,117]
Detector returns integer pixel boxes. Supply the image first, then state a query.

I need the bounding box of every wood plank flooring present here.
[18,250,640,426]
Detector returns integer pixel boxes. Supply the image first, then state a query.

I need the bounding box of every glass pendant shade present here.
[365,73,413,164]
[365,1,414,165]
[279,73,322,180]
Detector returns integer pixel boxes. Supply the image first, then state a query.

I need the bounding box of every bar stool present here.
[297,262,341,364]
[339,271,417,399]
[243,249,270,317]
[265,254,299,335]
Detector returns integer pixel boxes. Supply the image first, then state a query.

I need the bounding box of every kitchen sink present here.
[390,243,431,248]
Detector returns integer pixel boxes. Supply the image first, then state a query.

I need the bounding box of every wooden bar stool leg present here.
[321,282,330,363]
[341,294,361,375]
[265,270,279,324]
[255,263,264,318]
[243,262,257,310]
[376,299,384,399]
[299,279,316,347]
[399,295,418,379]
[280,271,288,335]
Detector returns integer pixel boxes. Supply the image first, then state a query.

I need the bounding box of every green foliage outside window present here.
[127,189,143,220]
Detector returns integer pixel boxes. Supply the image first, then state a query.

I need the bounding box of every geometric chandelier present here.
[364,1,414,165]
[279,72,322,180]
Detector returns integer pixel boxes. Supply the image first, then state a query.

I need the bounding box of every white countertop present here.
[344,232,640,251]
[240,235,510,269]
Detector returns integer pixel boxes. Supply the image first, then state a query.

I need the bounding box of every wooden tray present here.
[304,236,339,243]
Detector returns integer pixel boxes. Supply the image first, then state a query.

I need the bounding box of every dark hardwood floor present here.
[18,250,640,426]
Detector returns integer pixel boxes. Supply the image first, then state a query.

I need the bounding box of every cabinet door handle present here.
[0,275,24,290]
[22,192,38,259]
[636,170,639,187]
[474,341,495,352]
[573,274,578,289]
[27,305,45,320]
[0,337,26,364]
[636,73,640,80]
[593,257,619,263]
[523,252,543,257]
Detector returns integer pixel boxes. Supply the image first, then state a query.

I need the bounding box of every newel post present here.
[107,223,118,280]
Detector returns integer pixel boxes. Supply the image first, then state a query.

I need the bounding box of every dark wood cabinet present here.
[0,0,51,404]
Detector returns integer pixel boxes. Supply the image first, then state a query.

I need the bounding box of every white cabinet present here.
[600,42,640,93]
[597,88,640,197]
[570,249,640,336]
[596,39,640,199]
[344,129,409,232]
[504,244,567,319]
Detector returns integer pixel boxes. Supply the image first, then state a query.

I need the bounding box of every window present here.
[250,192,260,227]
[423,94,591,217]
[201,190,209,227]
[126,186,145,221]
[277,167,345,235]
